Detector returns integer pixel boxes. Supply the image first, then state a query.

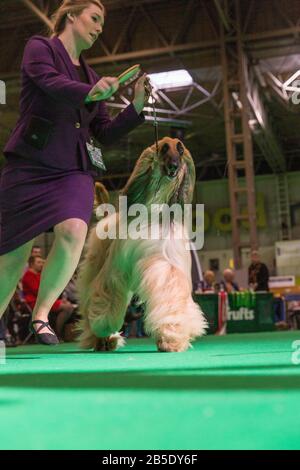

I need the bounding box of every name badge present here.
[86,140,106,171]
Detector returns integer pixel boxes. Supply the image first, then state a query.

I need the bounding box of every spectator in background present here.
[190,242,203,293]
[61,272,80,342]
[0,317,6,341]
[248,250,269,291]
[31,245,42,257]
[123,295,145,338]
[22,256,45,309]
[63,271,79,306]
[22,245,43,278]
[221,268,240,293]
[0,314,15,348]
[22,256,74,341]
[201,270,217,293]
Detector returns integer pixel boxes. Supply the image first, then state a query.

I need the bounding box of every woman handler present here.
[0,0,147,344]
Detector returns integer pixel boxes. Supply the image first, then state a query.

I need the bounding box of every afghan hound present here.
[77,137,207,352]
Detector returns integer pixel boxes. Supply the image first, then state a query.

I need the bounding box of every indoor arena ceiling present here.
[1,0,300,188]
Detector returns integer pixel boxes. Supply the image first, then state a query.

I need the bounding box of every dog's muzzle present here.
[161,141,184,178]
[165,161,179,178]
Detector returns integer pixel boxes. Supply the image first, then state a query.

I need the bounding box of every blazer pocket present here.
[23,115,54,150]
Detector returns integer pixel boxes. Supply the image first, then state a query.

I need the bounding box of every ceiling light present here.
[148,70,193,90]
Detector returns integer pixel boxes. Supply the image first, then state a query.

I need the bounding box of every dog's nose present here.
[160,140,184,178]
[165,157,179,178]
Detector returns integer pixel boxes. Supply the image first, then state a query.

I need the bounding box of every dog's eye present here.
[161,143,169,155]
[177,142,184,156]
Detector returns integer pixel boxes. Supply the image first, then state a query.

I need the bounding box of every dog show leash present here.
[85,63,160,156]
[115,64,160,157]
[116,65,160,157]
[144,76,159,157]
[118,64,159,157]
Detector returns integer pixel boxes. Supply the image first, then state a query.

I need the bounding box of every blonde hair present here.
[50,0,105,37]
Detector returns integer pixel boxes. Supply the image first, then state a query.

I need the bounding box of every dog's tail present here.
[94,182,110,218]
[94,181,109,205]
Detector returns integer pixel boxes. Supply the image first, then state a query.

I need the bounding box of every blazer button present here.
[75,122,81,129]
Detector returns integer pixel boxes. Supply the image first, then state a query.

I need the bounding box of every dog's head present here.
[121,137,195,207]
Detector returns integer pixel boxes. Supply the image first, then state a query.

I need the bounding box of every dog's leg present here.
[79,264,129,351]
[77,225,116,350]
[139,255,208,352]
[77,228,112,315]
[94,334,126,352]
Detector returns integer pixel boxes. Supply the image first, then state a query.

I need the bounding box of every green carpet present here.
[0,331,300,450]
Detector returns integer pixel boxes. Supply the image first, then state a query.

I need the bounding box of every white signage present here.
[0,80,6,104]
[276,240,300,276]
[0,341,6,365]
[227,309,255,321]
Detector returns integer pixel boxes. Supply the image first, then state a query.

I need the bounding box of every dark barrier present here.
[193,292,275,334]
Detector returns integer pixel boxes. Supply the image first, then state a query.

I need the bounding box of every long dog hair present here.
[77,137,207,352]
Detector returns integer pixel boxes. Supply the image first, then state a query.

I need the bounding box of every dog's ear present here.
[181,148,196,204]
[120,146,155,206]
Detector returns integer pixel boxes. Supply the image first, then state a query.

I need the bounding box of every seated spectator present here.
[248,250,269,291]
[190,242,203,293]
[0,317,6,342]
[201,270,217,293]
[123,295,145,338]
[221,268,240,293]
[31,245,42,257]
[22,256,74,341]
[0,314,16,347]
[22,245,43,278]
[63,272,79,306]
[60,273,81,342]
[5,289,34,344]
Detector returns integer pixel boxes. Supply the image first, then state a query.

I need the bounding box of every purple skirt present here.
[0,157,95,255]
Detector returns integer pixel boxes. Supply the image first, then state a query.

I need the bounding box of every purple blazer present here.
[4,36,145,171]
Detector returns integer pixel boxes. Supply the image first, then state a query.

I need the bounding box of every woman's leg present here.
[32,219,88,335]
[0,240,34,317]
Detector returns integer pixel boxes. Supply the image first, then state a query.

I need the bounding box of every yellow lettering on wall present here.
[213,208,232,232]
[194,193,266,232]
[200,193,267,232]
[241,193,266,228]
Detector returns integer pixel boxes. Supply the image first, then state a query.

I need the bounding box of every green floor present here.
[0,331,300,450]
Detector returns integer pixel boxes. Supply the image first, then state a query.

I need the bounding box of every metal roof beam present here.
[87,24,300,65]
[21,0,53,31]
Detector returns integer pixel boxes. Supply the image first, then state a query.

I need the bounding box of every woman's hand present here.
[132,73,149,114]
[87,77,119,102]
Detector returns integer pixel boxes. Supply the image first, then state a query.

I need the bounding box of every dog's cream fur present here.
[77,137,207,352]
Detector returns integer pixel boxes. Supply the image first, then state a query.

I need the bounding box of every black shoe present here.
[30,320,59,345]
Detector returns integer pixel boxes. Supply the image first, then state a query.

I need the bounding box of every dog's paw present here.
[94,333,126,352]
[94,337,108,351]
[156,338,189,353]
[107,332,126,350]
